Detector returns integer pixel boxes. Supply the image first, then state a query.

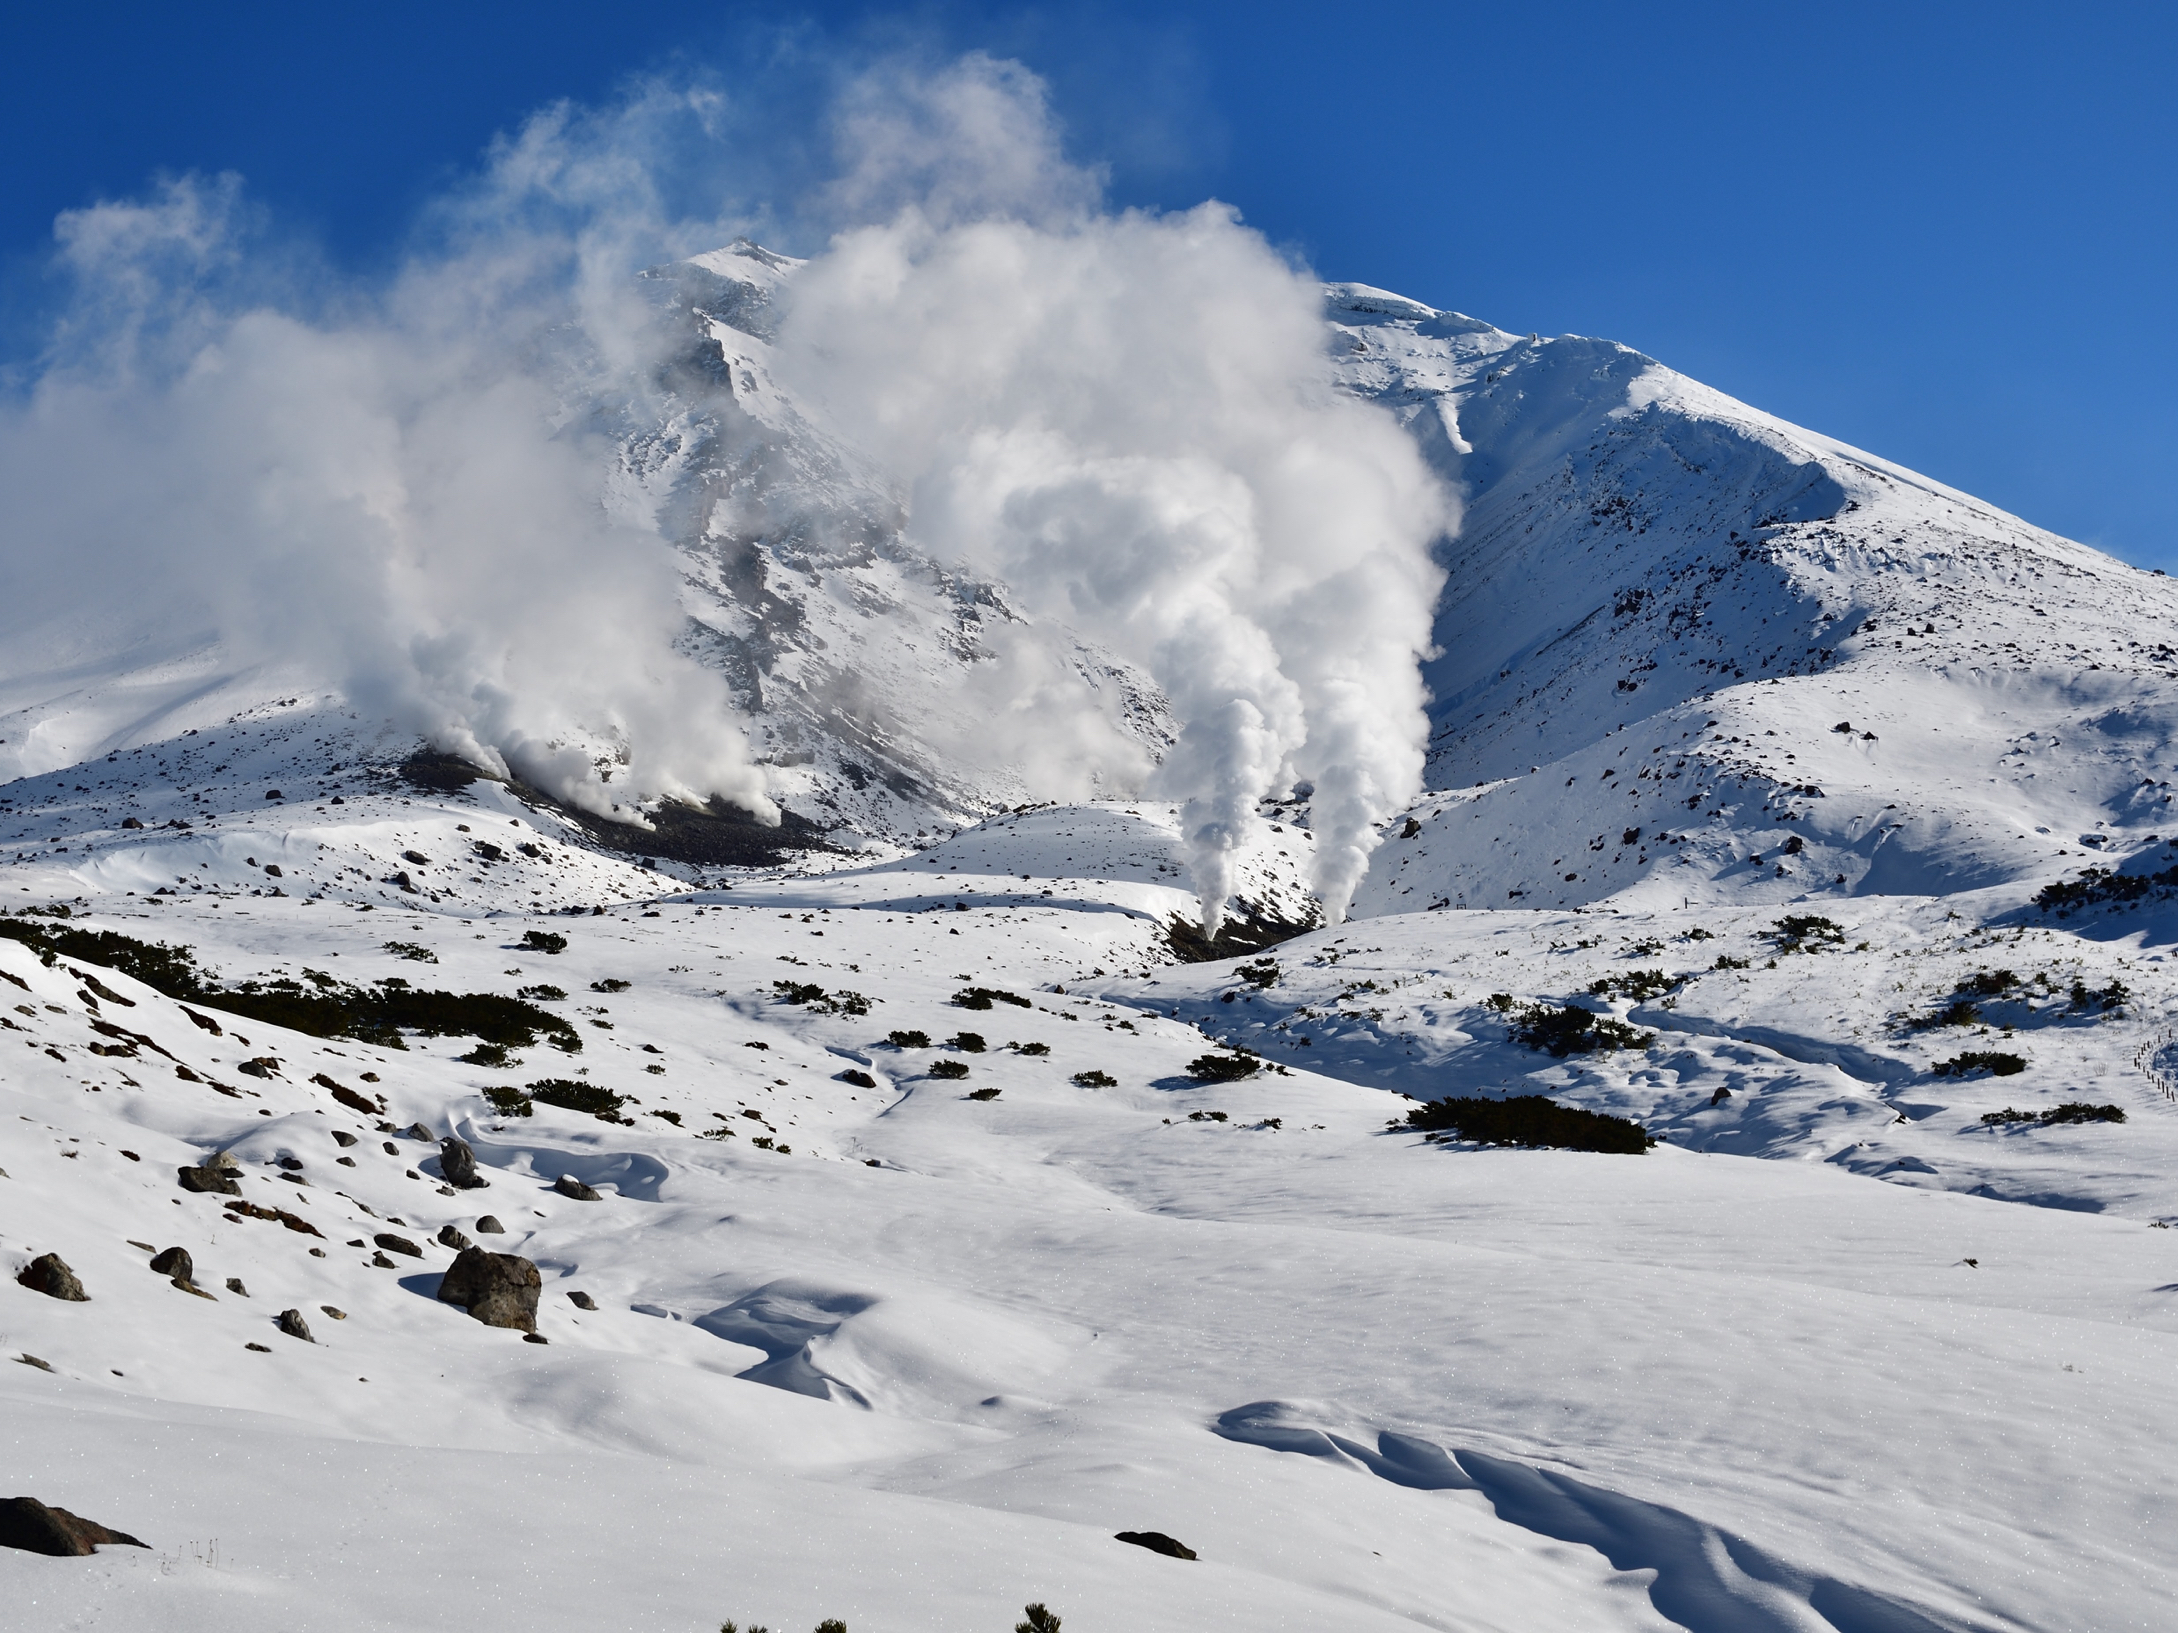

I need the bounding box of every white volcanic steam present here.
[777,57,1452,929]
[0,54,1452,926]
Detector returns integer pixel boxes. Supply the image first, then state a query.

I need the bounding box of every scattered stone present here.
[1114,1530,1197,1560]
[16,1354,54,1372]
[245,1342,270,1352]
[369,1252,396,1268]
[320,1306,346,1320]
[437,1246,541,1332]
[16,1254,87,1301]
[235,1057,281,1079]
[127,1240,155,1253]
[567,1290,597,1310]
[347,1239,366,1248]
[0,1496,146,1556]
[522,1333,549,1345]
[330,1130,358,1148]
[226,1277,248,1297]
[439,1136,488,1189]
[404,1123,434,1141]
[147,1247,193,1282]
[276,1309,314,1342]
[475,1215,505,1234]
[554,1174,602,1201]
[437,1224,473,1251]
[373,1232,423,1259]
[177,1163,241,1196]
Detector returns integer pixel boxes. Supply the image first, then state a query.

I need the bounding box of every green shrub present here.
[518,984,567,1001]
[1187,1053,1259,1082]
[1959,969,2016,998]
[772,981,870,1016]
[1932,1051,2026,1078]
[1405,1095,1656,1153]
[1014,1041,1050,1056]
[1983,1102,2126,1127]
[2034,864,2178,916]
[954,986,1031,1009]
[521,931,567,954]
[1017,1606,1061,1633]
[590,978,631,993]
[383,940,438,962]
[888,1029,930,1048]
[459,1043,514,1068]
[1504,1002,1651,1056]
[1071,1069,1116,1087]
[1587,968,1677,1002]
[1906,1000,1982,1032]
[526,1078,625,1119]
[1764,915,1845,954]
[1236,958,1280,988]
[951,1032,987,1053]
[482,1085,533,1116]
[929,1060,971,1080]
[2070,977,2129,1014]
[966,1087,1001,1101]
[1712,955,1751,970]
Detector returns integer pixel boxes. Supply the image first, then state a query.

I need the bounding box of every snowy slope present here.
[9,258,2178,1631]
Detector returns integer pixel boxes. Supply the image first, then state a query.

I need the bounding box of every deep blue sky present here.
[5,2,2174,565]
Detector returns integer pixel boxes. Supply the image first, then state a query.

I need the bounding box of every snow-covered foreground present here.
[5,798,2176,1631]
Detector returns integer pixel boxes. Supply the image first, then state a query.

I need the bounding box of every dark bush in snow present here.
[1405,1094,1657,1153]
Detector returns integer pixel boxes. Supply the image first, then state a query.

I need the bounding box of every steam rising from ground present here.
[0,52,1451,923]
[778,58,1451,928]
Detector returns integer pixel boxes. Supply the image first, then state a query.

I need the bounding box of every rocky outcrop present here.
[554,1174,602,1201]
[436,1246,541,1332]
[16,1254,86,1301]
[0,1496,146,1556]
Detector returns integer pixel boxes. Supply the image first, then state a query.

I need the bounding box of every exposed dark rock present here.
[404,1123,434,1141]
[226,1277,248,1296]
[236,1057,280,1079]
[147,1247,193,1281]
[276,1308,313,1342]
[437,1246,541,1332]
[330,1130,358,1147]
[369,1252,396,1268]
[16,1254,87,1301]
[567,1290,598,1310]
[437,1224,473,1250]
[373,1233,423,1259]
[245,1342,270,1352]
[439,1137,487,1189]
[522,1333,549,1344]
[177,1163,241,1196]
[554,1174,603,1201]
[0,1496,146,1556]
[320,1306,346,1320]
[474,1215,505,1234]
[1114,1530,1197,1560]
[1167,906,1315,964]
[16,1354,54,1372]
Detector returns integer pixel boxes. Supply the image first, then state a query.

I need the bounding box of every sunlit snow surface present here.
[2,787,2175,1632]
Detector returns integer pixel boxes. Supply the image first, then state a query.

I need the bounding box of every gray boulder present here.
[437,1246,541,1332]
[276,1308,314,1342]
[554,1174,602,1201]
[474,1215,505,1234]
[177,1164,240,1196]
[147,1247,193,1282]
[438,1137,487,1189]
[372,1233,423,1259]
[436,1224,473,1251]
[15,1254,87,1302]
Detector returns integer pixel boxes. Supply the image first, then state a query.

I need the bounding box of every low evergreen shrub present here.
[1504,1002,1652,1056]
[521,931,567,954]
[1405,1094,1657,1153]
[526,1079,625,1119]
[1932,1051,2026,1077]
[888,1029,930,1048]
[951,1032,987,1053]
[1071,1069,1116,1087]
[1187,1053,1259,1082]
[929,1060,971,1080]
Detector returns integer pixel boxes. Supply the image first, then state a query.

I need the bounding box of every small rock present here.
[439,1137,488,1189]
[567,1290,597,1310]
[474,1215,505,1234]
[277,1309,313,1342]
[147,1247,193,1281]
[1114,1530,1197,1561]
[369,1251,396,1268]
[436,1246,542,1332]
[177,1164,241,1196]
[381,1141,399,1156]
[226,1277,248,1296]
[236,1057,280,1079]
[0,1496,147,1556]
[437,1224,473,1251]
[522,1333,549,1345]
[404,1123,434,1141]
[16,1253,87,1301]
[245,1342,270,1352]
[554,1174,602,1201]
[330,1130,357,1148]
[16,1354,54,1372]
[373,1232,423,1258]
[320,1306,346,1320]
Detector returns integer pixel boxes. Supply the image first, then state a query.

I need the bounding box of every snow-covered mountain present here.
[6,256,2178,1633]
